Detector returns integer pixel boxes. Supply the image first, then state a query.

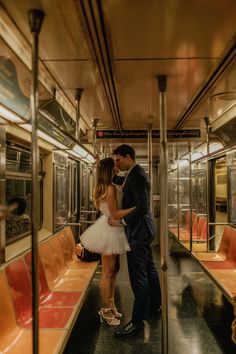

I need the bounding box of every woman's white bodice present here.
[99,185,123,217]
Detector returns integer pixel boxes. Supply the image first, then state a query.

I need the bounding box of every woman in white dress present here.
[80,158,135,326]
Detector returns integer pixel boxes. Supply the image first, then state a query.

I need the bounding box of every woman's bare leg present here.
[110,255,120,302]
[109,255,122,316]
[100,254,118,308]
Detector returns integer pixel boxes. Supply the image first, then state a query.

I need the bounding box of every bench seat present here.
[59,227,98,270]
[191,226,236,344]
[39,240,95,291]
[192,226,233,262]
[170,212,207,242]
[5,258,76,329]
[200,227,236,270]
[24,252,81,307]
[0,226,99,353]
[208,269,236,298]
[0,271,67,354]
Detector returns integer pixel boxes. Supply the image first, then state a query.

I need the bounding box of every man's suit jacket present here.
[122,164,155,243]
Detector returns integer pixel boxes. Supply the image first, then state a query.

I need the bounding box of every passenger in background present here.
[0,198,22,221]
[0,204,10,221]
[5,197,30,239]
[109,144,161,337]
[80,157,135,326]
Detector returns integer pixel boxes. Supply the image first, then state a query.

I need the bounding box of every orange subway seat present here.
[49,235,82,278]
[5,259,74,329]
[24,252,81,307]
[196,216,207,241]
[209,269,236,298]
[202,229,236,269]
[39,240,95,291]
[193,226,233,261]
[49,235,96,280]
[61,227,98,270]
[185,210,191,232]
[192,213,198,239]
[218,226,233,259]
[0,271,66,354]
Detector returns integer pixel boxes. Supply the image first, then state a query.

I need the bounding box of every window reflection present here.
[6,189,31,241]
[5,142,43,244]
[54,165,67,229]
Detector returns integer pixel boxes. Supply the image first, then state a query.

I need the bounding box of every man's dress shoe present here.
[114,320,144,337]
[149,306,162,318]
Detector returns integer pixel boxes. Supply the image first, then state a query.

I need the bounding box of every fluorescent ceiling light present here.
[21,124,67,149]
[21,123,32,132]
[84,153,95,164]
[68,149,81,159]
[191,152,203,161]
[209,142,224,153]
[72,144,88,157]
[38,131,67,149]
[21,124,94,156]
[0,104,24,123]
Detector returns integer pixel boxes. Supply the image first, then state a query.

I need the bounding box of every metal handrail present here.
[209,222,236,226]
[28,9,44,354]
[80,210,97,214]
[208,233,222,241]
[157,75,168,354]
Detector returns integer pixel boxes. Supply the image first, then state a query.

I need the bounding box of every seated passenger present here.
[6,197,30,239]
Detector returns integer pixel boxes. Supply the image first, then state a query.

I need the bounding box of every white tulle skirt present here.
[80,215,130,255]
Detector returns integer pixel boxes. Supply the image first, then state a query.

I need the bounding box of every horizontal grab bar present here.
[80,210,97,214]
[209,222,236,226]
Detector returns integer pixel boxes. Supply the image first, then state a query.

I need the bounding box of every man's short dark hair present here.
[113,144,135,160]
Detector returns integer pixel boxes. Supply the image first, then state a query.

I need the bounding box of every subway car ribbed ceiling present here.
[1,0,236,149]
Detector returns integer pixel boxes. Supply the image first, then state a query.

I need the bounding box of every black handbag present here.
[76,242,101,262]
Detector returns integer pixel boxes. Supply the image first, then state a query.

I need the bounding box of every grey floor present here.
[63,236,236,354]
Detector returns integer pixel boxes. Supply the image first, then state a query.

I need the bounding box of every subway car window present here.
[81,163,89,211]
[5,142,43,244]
[178,158,190,233]
[53,151,68,230]
[168,168,178,230]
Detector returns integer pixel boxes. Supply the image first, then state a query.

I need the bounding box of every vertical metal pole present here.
[204,117,210,252]
[177,155,180,241]
[75,88,84,142]
[92,118,99,155]
[0,123,6,264]
[189,143,193,252]
[156,75,168,354]
[28,9,44,354]
[147,121,153,209]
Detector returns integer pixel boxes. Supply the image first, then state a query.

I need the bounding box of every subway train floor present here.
[63,236,236,354]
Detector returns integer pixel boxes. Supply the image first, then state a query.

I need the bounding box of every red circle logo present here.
[97,131,104,137]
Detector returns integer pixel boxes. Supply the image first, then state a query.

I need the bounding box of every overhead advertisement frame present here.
[96,129,201,139]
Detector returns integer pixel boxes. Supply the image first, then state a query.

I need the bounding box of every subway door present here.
[68,159,79,239]
[228,154,236,224]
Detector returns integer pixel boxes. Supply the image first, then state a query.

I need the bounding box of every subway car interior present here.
[0,1,236,353]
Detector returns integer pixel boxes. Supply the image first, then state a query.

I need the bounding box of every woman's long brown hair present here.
[93,158,115,207]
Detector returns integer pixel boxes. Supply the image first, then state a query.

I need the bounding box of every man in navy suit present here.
[109,144,161,337]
